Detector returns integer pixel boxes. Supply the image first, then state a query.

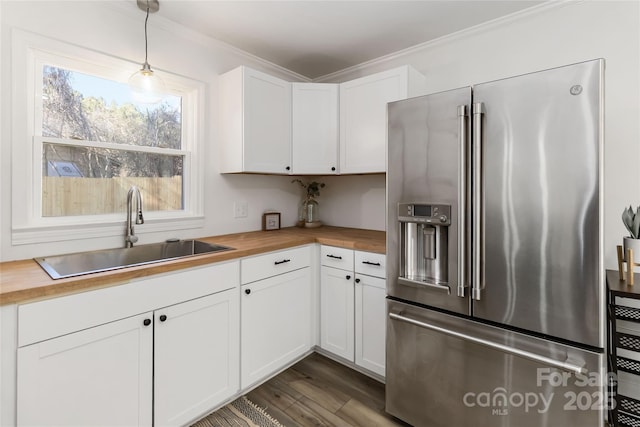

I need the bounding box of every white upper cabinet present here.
[291,83,339,175]
[220,66,292,174]
[339,66,425,174]
[219,65,423,175]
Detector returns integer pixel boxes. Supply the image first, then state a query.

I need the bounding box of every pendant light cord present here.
[144,2,150,66]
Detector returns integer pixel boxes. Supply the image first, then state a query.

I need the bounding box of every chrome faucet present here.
[125,186,144,248]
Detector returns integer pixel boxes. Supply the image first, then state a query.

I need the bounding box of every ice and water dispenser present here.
[398,203,451,287]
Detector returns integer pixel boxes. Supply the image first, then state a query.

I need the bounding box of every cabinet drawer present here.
[619,371,640,397]
[241,245,311,284]
[320,246,354,270]
[619,409,640,427]
[617,305,640,324]
[617,331,640,353]
[18,261,239,347]
[619,395,640,420]
[617,297,640,310]
[354,251,385,278]
[619,356,640,376]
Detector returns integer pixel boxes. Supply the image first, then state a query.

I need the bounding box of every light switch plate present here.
[234,201,248,218]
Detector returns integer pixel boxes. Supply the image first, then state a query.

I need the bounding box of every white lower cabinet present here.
[355,274,386,377]
[154,289,239,426]
[241,267,312,388]
[320,265,355,360]
[17,313,154,427]
[16,263,240,427]
[12,243,384,426]
[320,245,386,377]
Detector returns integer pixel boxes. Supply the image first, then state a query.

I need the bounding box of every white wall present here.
[1,0,638,269]
[0,1,309,262]
[319,0,640,270]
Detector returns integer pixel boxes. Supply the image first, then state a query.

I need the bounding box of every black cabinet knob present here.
[355,278,361,283]
[286,166,290,171]
[143,318,151,326]
[159,314,167,322]
[346,275,351,280]
[331,167,336,171]
[245,289,251,295]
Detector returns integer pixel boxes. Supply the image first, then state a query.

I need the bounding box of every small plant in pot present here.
[292,179,325,228]
[622,205,640,264]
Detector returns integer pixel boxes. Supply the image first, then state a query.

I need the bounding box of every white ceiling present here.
[158,1,545,80]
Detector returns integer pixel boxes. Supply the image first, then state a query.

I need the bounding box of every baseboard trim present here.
[312,346,386,384]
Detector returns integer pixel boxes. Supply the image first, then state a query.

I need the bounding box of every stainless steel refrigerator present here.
[386,59,606,427]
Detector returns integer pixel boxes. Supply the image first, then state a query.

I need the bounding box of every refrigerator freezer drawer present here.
[386,300,606,427]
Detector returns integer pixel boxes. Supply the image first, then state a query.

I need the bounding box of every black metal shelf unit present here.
[608,270,640,427]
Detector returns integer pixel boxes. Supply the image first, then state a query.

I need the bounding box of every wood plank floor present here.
[245,352,411,427]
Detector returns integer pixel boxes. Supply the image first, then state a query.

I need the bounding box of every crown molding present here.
[312,0,578,83]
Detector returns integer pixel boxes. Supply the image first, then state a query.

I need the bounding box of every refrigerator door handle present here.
[389,312,588,375]
[457,105,468,298]
[471,102,484,301]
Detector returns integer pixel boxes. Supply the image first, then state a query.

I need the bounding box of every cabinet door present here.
[355,274,386,376]
[339,67,409,174]
[292,83,339,174]
[244,67,292,173]
[17,313,153,427]
[154,289,239,427]
[320,265,355,361]
[241,267,312,388]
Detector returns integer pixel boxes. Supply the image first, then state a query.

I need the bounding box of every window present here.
[41,66,184,217]
[11,30,205,244]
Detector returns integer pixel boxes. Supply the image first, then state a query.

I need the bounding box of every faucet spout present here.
[125,186,144,248]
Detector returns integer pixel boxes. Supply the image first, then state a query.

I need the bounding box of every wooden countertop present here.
[0,226,385,306]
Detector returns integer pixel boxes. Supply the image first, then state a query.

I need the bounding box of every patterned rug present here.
[192,396,284,427]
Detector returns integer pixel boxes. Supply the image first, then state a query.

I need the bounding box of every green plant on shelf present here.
[622,205,640,239]
[291,179,325,202]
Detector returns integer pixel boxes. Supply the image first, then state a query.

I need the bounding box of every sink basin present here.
[35,240,234,280]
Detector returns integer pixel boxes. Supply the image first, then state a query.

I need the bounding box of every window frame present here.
[11,30,205,245]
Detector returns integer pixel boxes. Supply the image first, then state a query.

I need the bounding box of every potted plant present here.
[622,205,640,264]
[292,179,325,227]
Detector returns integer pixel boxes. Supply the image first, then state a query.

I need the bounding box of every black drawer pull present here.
[326,254,342,260]
[275,259,291,265]
[362,261,381,266]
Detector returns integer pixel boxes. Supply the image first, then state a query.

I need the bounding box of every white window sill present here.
[12,216,205,246]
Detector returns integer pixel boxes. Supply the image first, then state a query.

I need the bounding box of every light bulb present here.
[128,63,165,104]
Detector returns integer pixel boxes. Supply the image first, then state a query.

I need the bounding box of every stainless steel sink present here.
[35,240,234,280]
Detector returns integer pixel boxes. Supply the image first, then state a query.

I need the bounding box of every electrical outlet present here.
[234,201,248,218]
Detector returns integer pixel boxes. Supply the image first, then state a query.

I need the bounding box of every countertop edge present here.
[0,226,385,306]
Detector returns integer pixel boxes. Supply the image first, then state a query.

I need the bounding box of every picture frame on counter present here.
[262,212,281,231]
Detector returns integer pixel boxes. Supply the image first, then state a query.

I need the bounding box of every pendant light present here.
[128,0,165,104]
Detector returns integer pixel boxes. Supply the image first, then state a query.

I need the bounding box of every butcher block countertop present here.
[0,226,385,306]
